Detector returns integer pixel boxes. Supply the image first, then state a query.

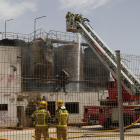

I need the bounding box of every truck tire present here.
[87,120,92,125]
[123,115,133,126]
[88,115,98,125]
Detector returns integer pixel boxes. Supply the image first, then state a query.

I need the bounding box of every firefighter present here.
[66,11,70,21]
[70,12,74,17]
[54,100,69,140]
[31,101,51,140]
[74,13,81,22]
[70,12,74,25]
[66,11,74,25]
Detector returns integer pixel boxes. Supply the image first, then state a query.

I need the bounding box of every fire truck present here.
[82,76,140,128]
[66,13,140,128]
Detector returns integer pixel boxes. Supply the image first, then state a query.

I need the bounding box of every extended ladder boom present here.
[66,15,140,95]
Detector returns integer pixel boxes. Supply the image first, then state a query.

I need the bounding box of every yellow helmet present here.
[56,100,64,107]
[39,101,47,108]
[75,13,78,15]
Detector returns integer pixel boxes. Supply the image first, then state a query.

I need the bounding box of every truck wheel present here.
[123,115,133,126]
[88,120,92,125]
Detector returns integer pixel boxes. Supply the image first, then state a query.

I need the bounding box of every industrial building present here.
[0,29,110,128]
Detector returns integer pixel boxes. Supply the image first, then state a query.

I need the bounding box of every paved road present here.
[1,124,140,140]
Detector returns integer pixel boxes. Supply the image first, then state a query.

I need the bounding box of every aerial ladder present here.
[66,13,140,102]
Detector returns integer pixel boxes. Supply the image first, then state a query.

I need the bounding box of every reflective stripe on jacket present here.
[35,110,48,126]
[56,110,69,127]
[66,13,69,18]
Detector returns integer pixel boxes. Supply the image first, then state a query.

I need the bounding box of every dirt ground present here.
[0,124,140,140]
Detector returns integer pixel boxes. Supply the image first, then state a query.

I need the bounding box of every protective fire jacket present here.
[31,109,51,127]
[55,109,69,127]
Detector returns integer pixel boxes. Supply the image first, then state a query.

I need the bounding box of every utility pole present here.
[34,15,46,40]
[116,50,124,140]
[5,19,13,39]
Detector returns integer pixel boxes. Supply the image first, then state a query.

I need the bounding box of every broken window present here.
[65,102,79,113]
[0,104,8,111]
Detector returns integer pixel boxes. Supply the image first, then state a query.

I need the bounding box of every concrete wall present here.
[21,91,108,124]
[43,91,108,123]
[0,46,21,127]
[0,45,109,127]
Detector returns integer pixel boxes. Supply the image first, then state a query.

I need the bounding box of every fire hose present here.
[32,116,140,139]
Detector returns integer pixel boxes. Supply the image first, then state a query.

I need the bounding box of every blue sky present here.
[0,0,140,55]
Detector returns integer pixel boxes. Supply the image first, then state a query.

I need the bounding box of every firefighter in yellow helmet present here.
[66,11,70,21]
[74,13,81,22]
[66,11,74,25]
[54,100,69,140]
[70,12,74,25]
[31,101,51,140]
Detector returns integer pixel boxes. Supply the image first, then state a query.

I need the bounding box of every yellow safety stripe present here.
[56,125,67,127]
[35,110,48,126]
[61,110,69,119]
[56,110,69,127]
[36,124,48,126]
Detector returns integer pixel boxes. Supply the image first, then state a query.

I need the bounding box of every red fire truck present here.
[82,76,140,128]
[66,12,140,128]
[83,105,140,128]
